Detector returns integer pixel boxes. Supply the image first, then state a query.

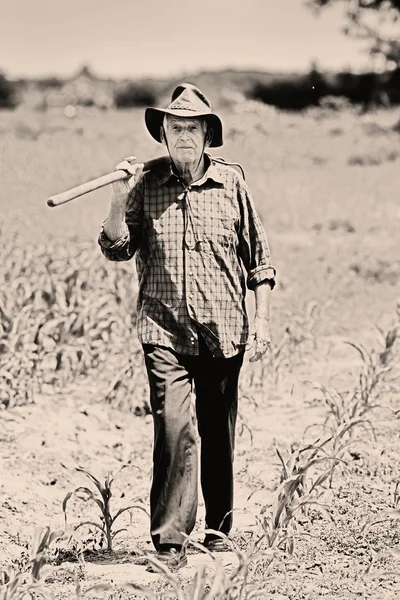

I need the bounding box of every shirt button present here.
[189,271,193,276]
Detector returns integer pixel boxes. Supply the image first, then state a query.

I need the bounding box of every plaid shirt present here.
[98,155,275,358]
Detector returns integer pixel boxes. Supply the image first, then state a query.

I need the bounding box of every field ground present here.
[0,99,400,598]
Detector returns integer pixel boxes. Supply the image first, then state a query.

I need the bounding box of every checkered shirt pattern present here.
[99,155,276,358]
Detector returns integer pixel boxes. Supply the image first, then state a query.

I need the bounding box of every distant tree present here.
[37,76,64,90]
[0,73,17,108]
[250,67,328,110]
[115,82,157,108]
[307,0,400,67]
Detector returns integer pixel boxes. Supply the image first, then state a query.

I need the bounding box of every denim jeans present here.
[142,335,244,549]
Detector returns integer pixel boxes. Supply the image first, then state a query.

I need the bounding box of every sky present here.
[0,0,379,79]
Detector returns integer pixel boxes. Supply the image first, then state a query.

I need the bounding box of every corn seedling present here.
[361,482,400,584]
[394,481,400,509]
[305,321,400,487]
[344,309,400,409]
[142,533,279,600]
[30,527,65,582]
[361,479,400,540]
[306,383,385,487]
[0,527,63,600]
[253,439,338,558]
[63,465,148,552]
[305,311,400,451]
[311,383,379,438]
[241,301,321,391]
[376,305,400,369]
[360,511,400,582]
[346,341,392,407]
[0,568,51,600]
[282,300,320,356]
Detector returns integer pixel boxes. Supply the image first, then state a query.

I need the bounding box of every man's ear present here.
[205,128,214,147]
[160,126,166,146]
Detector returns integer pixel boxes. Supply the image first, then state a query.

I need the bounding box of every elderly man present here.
[98,83,276,570]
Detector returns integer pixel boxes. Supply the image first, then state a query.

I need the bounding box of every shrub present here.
[0,73,17,108]
[36,76,64,90]
[250,68,398,111]
[385,67,400,105]
[249,68,328,111]
[115,81,157,108]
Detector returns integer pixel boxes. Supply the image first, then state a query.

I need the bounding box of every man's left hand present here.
[245,316,271,363]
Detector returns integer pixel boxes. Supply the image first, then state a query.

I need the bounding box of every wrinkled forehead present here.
[164,114,205,128]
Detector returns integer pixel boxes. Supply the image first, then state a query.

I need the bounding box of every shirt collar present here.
[156,153,224,187]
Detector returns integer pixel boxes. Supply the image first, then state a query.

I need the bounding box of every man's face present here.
[162,116,207,166]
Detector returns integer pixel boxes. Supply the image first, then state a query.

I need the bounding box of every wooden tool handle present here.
[47,170,130,207]
[47,156,170,208]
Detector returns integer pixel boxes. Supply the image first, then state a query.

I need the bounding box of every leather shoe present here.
[146,545,188,572]
[203,536,231,552]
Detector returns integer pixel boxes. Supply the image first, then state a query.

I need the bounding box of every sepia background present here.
[1,1,400,598]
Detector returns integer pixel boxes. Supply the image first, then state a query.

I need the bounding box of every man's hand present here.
[103,156,144,242]
[245,315,272,363]
[112,156,144,199]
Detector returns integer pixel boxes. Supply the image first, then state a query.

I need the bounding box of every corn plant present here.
[247,300,321,390]
[311,383,380,439]
[376,304,400,368]
[0,224,149,410]
[47,540,276,600]
[63,466,148,552]
[345,310,400,410]
[101,348,150,414]
[363,547,400,583]
[142,534,278,600]
[0,568,51,600]
[394,481,400,509]
[252,439,339,558]
[305,316,400,486]
[346,341,393,407]
[360,479,400,583]
[0,527,63,600]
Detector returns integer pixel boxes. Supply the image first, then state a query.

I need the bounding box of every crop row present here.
[1,305,399,598]
[0,227,148,409]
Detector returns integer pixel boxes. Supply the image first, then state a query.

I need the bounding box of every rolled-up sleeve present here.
[98,177,144,262]
[237,178,276,290]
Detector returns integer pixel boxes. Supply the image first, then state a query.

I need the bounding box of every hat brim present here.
[145,107,223,147]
